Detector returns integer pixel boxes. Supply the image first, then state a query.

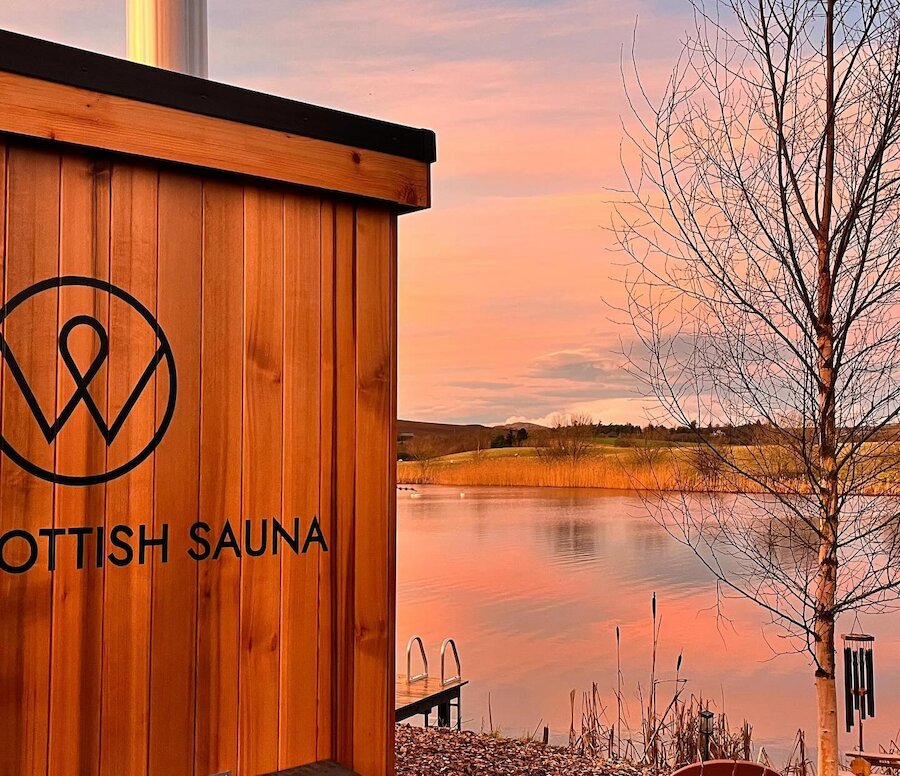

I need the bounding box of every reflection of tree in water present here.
[542,518,598,563]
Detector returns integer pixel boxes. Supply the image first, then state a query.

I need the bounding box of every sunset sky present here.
[0,0,692,425]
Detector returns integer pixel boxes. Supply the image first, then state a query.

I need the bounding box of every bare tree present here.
[629,428,671,471]
[686,442,727,488]
[404,435,445,484]
[536,413,597,466]
[617,2,900,773]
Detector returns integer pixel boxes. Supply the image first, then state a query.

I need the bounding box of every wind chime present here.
[843,630,876,752]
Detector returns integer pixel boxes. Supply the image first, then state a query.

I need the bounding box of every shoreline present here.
[397,477,749,495]
[395,725,654,776]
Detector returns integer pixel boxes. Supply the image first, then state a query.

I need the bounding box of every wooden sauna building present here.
[0,29,434,776]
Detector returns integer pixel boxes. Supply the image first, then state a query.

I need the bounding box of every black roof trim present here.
[0,29,437,164]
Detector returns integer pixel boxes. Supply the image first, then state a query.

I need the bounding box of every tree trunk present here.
[814,605,840,776]
[814,295,840,776]
[814,252,841,776]
[815,3,840,774]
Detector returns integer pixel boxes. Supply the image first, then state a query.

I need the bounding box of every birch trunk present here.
[815,4,840,772]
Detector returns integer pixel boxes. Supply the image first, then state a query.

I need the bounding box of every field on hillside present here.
[397,442,900,493]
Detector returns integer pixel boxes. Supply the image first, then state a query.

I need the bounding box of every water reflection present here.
[396,485,900,761]
[540,517,597,564]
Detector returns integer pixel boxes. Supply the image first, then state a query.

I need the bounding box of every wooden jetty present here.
[395,637,467,729]
[395,674,468,729]
[848,751,900,775]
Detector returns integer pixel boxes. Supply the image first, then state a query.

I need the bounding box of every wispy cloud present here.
[528,347,627,383]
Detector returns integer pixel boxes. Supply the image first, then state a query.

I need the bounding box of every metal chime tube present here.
[126,0,208,77]
[844,646,854,733]
[865,646,875,716]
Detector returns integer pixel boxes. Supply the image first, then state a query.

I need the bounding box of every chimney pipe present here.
[127,0,208,77]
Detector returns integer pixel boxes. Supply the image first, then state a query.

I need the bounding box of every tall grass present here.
[398,444,900,494]
[567,594,812,774]
[568,593,755,769]
[398,449,715,491]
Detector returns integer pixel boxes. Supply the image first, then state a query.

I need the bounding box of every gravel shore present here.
[395,726,656,776]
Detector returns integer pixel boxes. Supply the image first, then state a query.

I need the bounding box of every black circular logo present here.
[0,276,177,486]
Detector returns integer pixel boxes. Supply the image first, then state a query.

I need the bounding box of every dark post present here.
[699,709,714,761]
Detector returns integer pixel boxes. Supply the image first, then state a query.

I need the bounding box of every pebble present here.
[396,725,660,776]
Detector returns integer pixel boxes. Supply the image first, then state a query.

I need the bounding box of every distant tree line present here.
[396,416,877,462]
[490,428,529,448]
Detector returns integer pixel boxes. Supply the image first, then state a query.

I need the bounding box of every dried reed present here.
[398,444,900,495]
[568,594,758,770]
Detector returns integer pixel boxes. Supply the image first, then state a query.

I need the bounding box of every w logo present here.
[0,277,177,486]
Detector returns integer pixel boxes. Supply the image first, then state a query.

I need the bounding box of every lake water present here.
[396,485,900,763]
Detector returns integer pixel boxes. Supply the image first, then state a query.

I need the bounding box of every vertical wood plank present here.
[0,141,10,776]
[101,163,158,776]
[387,212,398,776]
[0,146,59,776]
[195,179,243,776]
[148,170,202,776]
[48,154,110,776]
[239,186,283,776]
[352,206,393,776]
[317,200,336,762]
[278,193,322,767]
[333,202,357,769]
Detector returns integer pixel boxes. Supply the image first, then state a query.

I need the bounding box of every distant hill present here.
[397,419,546,459]
[397,419,489,438]
[398,419,546,437]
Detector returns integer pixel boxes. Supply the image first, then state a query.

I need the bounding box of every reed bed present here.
[570,684,755,768]
[566,594,812,775]
[568,593,754,769]
[401,450,656,489]
[398,449,730,492]
[398,444,900,495]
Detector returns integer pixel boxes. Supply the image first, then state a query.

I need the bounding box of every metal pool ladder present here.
[441,638,461,685]
[407,635,428,682]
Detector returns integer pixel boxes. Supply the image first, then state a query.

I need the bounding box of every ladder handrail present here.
[406,636,428,683]
[440,638,461,686]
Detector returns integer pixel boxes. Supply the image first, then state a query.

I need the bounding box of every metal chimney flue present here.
[127,0,208,77]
